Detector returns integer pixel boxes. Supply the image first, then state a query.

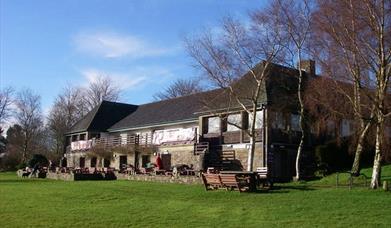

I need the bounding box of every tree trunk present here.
[351,121,371,175]
[295,55,305,181]
[370,120,383,189]
[247,136,255,171]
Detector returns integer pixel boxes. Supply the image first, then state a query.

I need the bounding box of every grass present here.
[0,166,390,228]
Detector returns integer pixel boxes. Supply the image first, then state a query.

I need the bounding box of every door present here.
[119,155,127,170]
[161,154,171,170]
[90,157,97,167]
[79,157,85,168]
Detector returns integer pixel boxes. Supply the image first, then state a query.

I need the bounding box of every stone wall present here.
[65,142,264,171]
[157,144,203,170]
[45,171,202,184]
[221,143,265,170]
[46,172,74,181]
[127,175,202,185]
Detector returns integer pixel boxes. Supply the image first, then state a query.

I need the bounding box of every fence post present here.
[336,172,339,188]
[349,173,352,190]
[383,181,389,191]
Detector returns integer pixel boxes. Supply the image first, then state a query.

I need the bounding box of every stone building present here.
[65,61,321,180]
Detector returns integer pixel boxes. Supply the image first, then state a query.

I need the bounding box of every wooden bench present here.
[202,174,222,190]
[256,167,273,188]
[219,174,249,193]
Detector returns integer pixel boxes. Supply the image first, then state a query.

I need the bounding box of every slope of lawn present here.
[0,166,390,228]
[306,164,391,187]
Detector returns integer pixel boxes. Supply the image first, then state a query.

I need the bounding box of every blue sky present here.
[0,0,263,113]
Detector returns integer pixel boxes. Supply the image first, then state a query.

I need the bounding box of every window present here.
[249,110,264,129]
[142,155,151,168]
[327,120,336,137]
[291,114,300,131]
[79,134,86,140]
[227,114,241,132]
[341,119,353,137]
[272,112,285,130]
[208,117,220,133]
[71,135,78,142]
[103,159,110,168]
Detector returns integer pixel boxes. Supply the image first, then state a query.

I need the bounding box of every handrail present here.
[336,171,369,189]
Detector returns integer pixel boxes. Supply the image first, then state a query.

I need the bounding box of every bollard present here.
[383,181,389,191]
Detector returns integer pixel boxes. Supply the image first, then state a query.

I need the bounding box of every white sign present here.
[152,127,196,145]
[71,140,93,151]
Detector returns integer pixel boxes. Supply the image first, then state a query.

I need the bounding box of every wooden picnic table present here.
[220,171,258,192]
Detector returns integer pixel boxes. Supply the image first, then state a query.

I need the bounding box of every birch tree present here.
[364,0,391,189]
[186,14,286,171]
[314,0,390,188]
[313,0,377,176]
[272,0,314,180]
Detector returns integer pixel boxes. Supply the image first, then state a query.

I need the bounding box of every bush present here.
[315,141,352,174]
[0,153,22,171]
[28,154,49,168]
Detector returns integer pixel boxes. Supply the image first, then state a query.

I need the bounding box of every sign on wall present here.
[152,127,196,145]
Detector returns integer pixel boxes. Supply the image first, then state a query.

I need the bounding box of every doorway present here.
[79,157,85,168]
[119,155,127,170]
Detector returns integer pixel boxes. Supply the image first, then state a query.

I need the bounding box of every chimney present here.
[299,60,316,78]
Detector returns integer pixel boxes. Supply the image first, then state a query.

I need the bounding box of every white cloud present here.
[73,31,176,58]
[81,68,146,90]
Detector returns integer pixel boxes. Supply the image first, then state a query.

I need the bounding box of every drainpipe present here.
[263,105,268,168]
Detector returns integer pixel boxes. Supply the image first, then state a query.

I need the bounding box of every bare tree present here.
[0,87,14,125]
[47,85,88,159]
[364,0,391,189]
[313,0,390,188]
[270,0,314,180]
[153,78,203,100]
[14,89,43,163]
[313,0,377,176]
[83,75,121,110]
[186,14,286,171]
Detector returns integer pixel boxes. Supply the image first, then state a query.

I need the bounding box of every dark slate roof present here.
[196,62,302,114]
[66,101,138,135]
[108,89,222,131]
[68,62,308,134]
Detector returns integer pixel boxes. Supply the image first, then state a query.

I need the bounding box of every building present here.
[64,61,318,180]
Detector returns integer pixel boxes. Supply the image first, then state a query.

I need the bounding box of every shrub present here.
[28,154,49,168]
[315,140,352,174]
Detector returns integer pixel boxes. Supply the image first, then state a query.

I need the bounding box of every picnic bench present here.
[202,173,253,192]
[202,173,223,190]
[219,174,250,192]
[202,168,273,192]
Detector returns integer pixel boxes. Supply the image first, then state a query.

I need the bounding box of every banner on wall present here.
[71,140,93,151]
[152,127,196,145]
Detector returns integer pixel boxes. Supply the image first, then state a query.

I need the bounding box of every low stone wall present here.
[127,175,203,185]
[47,172,75,181]
[45,171,202,184]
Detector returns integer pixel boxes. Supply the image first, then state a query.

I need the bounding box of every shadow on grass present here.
[0,178,47,184]
[248,185,316,194]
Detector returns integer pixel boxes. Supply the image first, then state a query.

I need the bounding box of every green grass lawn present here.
[1,166,391,228]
